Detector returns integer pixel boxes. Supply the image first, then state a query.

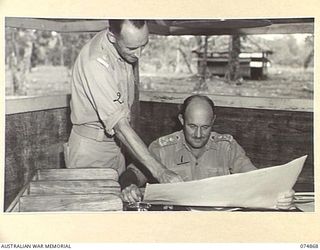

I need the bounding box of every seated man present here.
[119,94,294,209]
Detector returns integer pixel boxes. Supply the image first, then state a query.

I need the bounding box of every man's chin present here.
[124,57,138,64]
[190,142,206,149]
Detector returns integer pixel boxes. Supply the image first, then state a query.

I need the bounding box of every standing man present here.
[65,20,182,184]
[120,95,295,210]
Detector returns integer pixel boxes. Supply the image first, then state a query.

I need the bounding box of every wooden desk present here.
[124,192,315,212]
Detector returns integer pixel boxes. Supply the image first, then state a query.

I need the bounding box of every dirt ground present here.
[5,65,313,99]
[140,66,313,99]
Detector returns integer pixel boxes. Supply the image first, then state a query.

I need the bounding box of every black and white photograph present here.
[1,0,319,243]
[4,18,314,213]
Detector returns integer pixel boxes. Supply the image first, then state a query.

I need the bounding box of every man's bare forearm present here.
[114,118,166,178]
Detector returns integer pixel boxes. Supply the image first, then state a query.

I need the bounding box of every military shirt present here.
[129,130,257,184]
[70,30,135,136]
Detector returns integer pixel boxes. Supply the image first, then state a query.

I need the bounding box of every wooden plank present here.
[5,17,108,33]
[36,168,119,181]
[4,108,71,210]
[147,22,170,35]
[6,95,70,115]
[140,91,313,112]
[5,183,30,212]
[238,23,314,35]
[28,180,120,195]
[19,194,123,212]
[5,17,313,35]
[169,23,314,35]
[6,90,313,115]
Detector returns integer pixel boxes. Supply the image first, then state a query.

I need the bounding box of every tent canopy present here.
[5,17,314,35]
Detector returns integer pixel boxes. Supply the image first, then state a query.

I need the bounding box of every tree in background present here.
[6,28,35,95]
[140,35,197,74]
[5,28,314,96]
[304,35,314,69]
[5,28,93,95]
[193,36,209,92]
[225,34,241,84]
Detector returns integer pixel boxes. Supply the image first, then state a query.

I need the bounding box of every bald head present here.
[179,95,216,150]
[180,95,215,120]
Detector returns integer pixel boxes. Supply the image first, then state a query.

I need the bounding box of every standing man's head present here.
[108,19,149,64]
[178,95,216,149]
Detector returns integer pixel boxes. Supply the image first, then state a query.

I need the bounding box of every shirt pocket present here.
[201,166,230,178]
[168,164,193,182]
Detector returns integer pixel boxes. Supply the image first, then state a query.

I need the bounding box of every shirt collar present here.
[176,130,218,152]
[101,30,124,62]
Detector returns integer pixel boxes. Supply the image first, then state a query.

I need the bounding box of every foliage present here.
[5,28,94,69]
[5,27,314,96]
[5,28,314,72]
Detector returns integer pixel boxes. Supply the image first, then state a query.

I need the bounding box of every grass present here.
[5,65,313,100]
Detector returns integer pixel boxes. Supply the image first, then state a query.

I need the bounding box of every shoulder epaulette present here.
[96,56,110,69]
[158,133,180,147]
[214,133,234,142]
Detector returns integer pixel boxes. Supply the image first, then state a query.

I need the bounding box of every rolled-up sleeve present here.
[82,58,130,135]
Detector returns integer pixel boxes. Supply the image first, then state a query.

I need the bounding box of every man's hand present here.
[157,169,183,183]
[121,184,142,203]
[276,189,295,210]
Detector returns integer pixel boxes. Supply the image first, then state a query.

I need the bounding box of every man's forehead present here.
[186,100,212,113]
[185,101,214,120]
[120,21,148,38]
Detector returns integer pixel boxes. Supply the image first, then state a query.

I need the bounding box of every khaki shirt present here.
[70,30,135,136]
[129,130,257,184]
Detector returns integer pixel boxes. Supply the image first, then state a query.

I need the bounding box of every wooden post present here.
[225,34,241,83]
[131,61,140,134]
[194,36,209,92]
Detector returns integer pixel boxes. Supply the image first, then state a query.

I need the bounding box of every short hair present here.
[180,95,215,118]
[108,19,147,35]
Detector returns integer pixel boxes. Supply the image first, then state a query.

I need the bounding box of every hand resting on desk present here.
[121,184,142,203]
[276,189,295,210]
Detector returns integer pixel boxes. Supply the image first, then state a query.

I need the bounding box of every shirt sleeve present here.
[228,139,257,173]
[148,140,163,163]
[82,58,130,135]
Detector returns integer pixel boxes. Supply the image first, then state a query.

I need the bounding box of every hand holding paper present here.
[143,156,307,209]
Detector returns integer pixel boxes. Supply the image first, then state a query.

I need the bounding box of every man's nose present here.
[195,127,201,138]
[133,48,142,59]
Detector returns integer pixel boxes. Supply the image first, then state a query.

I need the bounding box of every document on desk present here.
[143,155,307,209]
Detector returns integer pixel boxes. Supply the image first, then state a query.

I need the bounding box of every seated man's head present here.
[179,95,216,149]
[108,19,149,64]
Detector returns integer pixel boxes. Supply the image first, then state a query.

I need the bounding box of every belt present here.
[72,125,114,142]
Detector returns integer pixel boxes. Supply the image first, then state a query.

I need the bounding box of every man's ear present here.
[178,114,184,126]
[107,31,117,44]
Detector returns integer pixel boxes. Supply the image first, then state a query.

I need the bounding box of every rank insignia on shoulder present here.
[216,134,233,142]
[158,135,178,147]
[96,57,110,69]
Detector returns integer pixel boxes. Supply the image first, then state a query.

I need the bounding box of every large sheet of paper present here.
[143,155,307,208]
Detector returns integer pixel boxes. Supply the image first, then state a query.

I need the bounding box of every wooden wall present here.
[4,100,314,210]
[5,108,71,210]
[137,101,314,192]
